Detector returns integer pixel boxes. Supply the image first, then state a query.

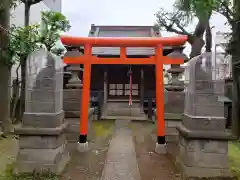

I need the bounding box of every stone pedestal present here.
[14,50,69,174]
[176,53,234,179]
[63,64,83,118]
[14,122,69,174]
[63,89,82,118]
[176,116,233,178]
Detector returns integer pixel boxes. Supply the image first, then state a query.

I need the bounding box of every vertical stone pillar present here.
[104,71,108,103]
[176,53,233,179]
[14,49,69,174]
[140,68,144,110]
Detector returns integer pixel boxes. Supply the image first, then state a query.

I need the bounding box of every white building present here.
[10,0,62,83]
[213,31,232,80]
[10,0,62,26]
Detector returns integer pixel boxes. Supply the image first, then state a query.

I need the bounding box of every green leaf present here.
[2,10,70,67]
[39,11,71,51]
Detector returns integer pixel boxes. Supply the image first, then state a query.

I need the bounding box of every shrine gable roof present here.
[88,24,182,56]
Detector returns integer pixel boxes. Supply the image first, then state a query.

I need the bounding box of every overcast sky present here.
[62,0,231,37]
[60,0,231,56]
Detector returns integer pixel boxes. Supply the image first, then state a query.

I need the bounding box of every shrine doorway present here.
[107,65,140,100]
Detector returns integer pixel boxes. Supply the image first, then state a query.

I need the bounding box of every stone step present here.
[105,107,142,112]
[104,111,143,117]
[166,132,179,142]
[105,102,140,108]
[104,113,143,117]
[108,99,140,103]
[102,115,148,121]
[104,102,144,117]
[165,120,181,128]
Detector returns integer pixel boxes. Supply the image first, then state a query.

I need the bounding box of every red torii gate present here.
[61,36,187,149]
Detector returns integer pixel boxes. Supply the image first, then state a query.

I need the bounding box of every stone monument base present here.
[14,123,69,174]
[155,143,167,154]
[176,123,235,179]
[77,142,89,152]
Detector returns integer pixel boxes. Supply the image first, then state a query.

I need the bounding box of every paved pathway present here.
[101,120,141,180]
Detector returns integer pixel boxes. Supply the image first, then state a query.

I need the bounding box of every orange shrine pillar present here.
[155,45,166,150]
[79,44,92,147]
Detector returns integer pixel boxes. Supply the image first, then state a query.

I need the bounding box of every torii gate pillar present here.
[61,36,187,153]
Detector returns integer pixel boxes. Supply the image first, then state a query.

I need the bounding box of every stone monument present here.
[14,49,69,174]
[176,52,234,179]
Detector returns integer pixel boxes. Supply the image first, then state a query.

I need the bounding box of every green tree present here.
[227,0,240,138]
[11,11,70,119]
[0,0,19,135]
[0,1,70,133]
[10,24,42,120]
[156,0,240,137]
[155,0,232,58]
[155,9,208,58]
[40,11,71,52]
[17,0,44,119]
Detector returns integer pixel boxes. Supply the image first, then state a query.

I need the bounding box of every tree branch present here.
[166,24,190,35]
[219,1,234,25]
[155,9,193,36]
[175,19,191,35]
[20,0,42,5]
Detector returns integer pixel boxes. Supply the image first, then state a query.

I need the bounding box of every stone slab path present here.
[101,120,141,180]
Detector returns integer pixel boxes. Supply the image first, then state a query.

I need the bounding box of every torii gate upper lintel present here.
[61,35,187,153]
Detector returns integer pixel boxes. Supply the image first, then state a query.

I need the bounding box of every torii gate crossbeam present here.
[61,35,187,153]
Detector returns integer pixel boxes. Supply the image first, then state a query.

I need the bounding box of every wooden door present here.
[107,65,140,100]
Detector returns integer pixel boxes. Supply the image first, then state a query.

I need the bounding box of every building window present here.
[109,83,139,96]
